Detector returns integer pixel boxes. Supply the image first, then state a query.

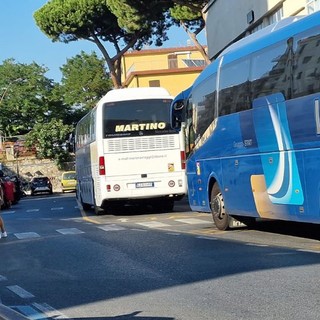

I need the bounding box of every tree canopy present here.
[34,0,172,88]
[60,51,112,110]
[25,119,73,169]
[170,1,209,63]
[0,59,57,136]
[109,0,209,63]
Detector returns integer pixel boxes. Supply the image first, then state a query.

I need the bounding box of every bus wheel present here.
[153,199,174,212]
[82,202,91,211]
[94,205,105,215]
[162,199,174,212]
[210,184,230,230]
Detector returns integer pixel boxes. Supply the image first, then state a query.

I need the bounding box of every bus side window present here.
[292,27,320,98]
[185,97,195,156]
[171,100,185,129]
[218,58,250,115]
[251,41,292,100]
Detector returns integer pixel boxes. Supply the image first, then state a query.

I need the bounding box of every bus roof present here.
[99,87,173,104]
[171,86,192,105]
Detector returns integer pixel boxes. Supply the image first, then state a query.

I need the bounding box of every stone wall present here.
[0,158,75,193]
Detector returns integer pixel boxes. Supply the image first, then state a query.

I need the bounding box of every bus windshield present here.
[103,99,176,138]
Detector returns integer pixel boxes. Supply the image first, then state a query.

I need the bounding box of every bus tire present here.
[80,196,91,211]
[94,204,105,215]
[210,184,230,231]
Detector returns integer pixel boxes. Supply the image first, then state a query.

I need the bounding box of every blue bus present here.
[171,11,320,230]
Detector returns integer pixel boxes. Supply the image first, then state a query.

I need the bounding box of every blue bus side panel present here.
[252,93,304,205]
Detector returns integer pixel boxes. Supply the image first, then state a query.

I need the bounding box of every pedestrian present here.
[0,183,7,239]
[3,176,15,208]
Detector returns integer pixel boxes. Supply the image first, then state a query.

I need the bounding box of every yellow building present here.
[121,46,207,97]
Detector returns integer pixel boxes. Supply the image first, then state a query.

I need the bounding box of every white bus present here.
[75,87,187,214]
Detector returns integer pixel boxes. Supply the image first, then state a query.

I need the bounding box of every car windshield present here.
[63,173,76,180]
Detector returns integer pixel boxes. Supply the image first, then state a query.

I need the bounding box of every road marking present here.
[118,218,129,222]
[12,305,43,319]
[245,243,269,247]
[130,228,148,232]
[32,302,69,319]
[26,209,39,213]
[137,221,171,228]
[75,198,101,225]
[7,285,35,298]
[0,275,7,281]
[56,228,84,235]
[297,249,320,254]
[175,218,212,225]
[197,236,218,240]
[166,232,181,236]
[51,207,64,211]
[1,210,15,214]
[14,232,41,240]
[98,225,126,231]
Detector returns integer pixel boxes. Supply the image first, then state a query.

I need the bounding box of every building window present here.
[182,59,206,67]
[168,54,178,69]
[268,6,283,25]
[149,80,160,87]
[250,6,283,34]
[307,0,320,14]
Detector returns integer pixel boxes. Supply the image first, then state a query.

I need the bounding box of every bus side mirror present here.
[171,100,185,130]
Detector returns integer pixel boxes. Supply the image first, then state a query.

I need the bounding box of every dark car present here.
[30,176,53,196]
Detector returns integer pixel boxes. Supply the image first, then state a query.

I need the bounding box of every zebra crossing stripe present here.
[175,218,212,225]
[7,285,35,298]
[137,221,171,228]
[0,275,7,281]
[56,228,84,235]
[98,225,126,231]
[32,302,69,319]
[12,305,43,320]
[14,232,41,240]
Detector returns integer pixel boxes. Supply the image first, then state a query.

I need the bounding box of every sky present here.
[0,0,207,83]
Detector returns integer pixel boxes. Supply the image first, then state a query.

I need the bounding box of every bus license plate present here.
[136,182,154,188]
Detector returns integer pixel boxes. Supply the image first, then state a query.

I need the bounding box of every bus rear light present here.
[106,185,111,192]
[168,180,175,187]
[180,151,186,170]
[113,184,120,191]
[99,156,105,175]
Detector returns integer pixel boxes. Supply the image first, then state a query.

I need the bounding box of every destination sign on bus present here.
[115,122,166,132]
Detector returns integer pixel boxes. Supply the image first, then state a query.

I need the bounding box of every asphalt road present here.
[0,193,320,320]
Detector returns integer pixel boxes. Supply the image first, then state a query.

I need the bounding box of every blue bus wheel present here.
[210,184,230,230]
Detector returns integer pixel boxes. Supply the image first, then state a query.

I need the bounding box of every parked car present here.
[30,176,53,196]
[61,171,77,193]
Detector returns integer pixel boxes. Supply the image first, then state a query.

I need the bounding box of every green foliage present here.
[34,0,173,87]
[0,59,82,167]
[60,51,112,110]
[107,0,173,46]
[170,4,202,23]
[25,119,73,169]
[0,59,55,136]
